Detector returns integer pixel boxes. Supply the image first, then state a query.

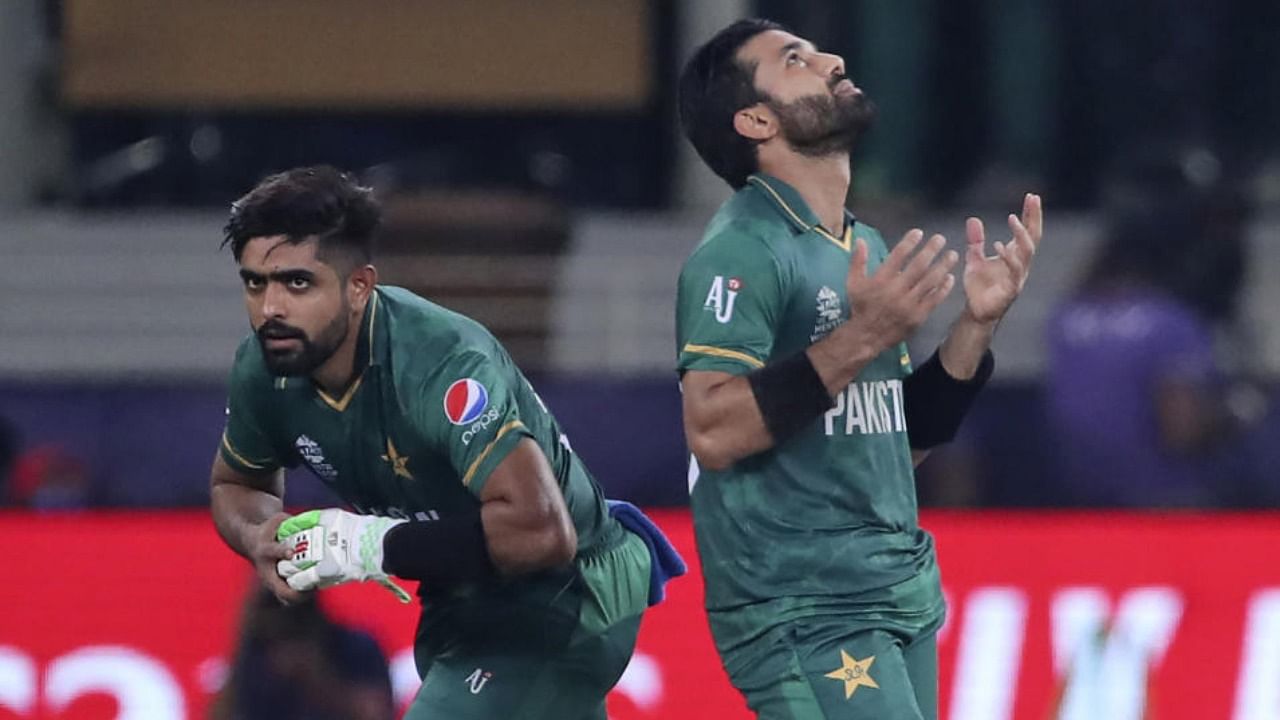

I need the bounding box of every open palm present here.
[963,194,1043,323]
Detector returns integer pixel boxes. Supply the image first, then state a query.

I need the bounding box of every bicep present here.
[477,438,563,510]
[681,369,737,405]
[475,438,576,571]
[210,451,284,498]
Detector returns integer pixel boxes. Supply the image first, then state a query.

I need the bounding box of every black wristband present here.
[902,349,995,450]
[382,511,496,587]
[747,351,836,444]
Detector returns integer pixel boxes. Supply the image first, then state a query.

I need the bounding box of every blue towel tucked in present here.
[606,499,687,606]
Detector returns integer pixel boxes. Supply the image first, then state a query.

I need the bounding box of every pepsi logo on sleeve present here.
[444,379,490,425]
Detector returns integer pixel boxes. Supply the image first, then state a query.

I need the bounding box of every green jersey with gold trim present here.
[221,285,616,558]
[675,174,941,622]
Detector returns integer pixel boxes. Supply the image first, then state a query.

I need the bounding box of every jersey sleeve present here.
[413,350,535,497]
[676,231,789,375]
[220,344,284,475]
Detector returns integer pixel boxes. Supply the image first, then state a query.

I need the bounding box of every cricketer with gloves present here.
[209,166,683,720]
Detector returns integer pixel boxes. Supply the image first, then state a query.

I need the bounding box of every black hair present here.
[678,18,787,189]
[222,165,381,271]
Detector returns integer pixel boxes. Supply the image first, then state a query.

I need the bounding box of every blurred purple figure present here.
[1045,146,1250,507]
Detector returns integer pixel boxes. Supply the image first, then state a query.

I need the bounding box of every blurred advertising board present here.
[3,510,1278,719]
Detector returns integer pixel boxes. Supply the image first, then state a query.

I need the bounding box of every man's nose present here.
[261,283,289,318]
[817,51,846,80]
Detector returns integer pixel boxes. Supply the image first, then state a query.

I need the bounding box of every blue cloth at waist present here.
[606,499,687,606]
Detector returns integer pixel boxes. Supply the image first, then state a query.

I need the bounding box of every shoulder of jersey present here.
[693,215,787,261]
[380,289,504,395]
[230,334,273,385]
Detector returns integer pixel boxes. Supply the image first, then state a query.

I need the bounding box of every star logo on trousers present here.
[824,650,878,699]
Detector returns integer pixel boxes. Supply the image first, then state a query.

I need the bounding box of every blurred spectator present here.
[3,443,92,510]
[1044,145,1256,507]
[211,587,394,720]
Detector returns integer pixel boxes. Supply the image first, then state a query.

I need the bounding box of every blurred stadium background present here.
[3,1,1280,718]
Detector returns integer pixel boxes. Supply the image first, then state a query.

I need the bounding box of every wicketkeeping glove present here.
[276,508,412,603]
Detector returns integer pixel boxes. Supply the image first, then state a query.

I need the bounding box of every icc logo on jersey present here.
[294,435,337,481]
[703,275,742,324]
[811,286,843,341]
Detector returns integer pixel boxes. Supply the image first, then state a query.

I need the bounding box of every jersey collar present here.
[746,173,856,251]
[311,289,384,412]
[360,289,388,368]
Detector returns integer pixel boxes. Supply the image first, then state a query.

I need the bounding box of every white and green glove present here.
[276,508,412,603]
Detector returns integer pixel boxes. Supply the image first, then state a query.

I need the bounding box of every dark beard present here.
[256,312,348,377]
[767,87,876,157]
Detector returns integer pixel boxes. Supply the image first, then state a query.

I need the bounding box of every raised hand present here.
[845,229,960,349]
[963,193,1043,324]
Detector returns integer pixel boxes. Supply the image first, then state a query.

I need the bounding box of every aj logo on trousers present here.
[465,668,492,695]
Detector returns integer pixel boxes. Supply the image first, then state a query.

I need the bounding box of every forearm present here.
[682,375,773,469]
[938,310,998,380]
[481,497,576,575]
[383,439,576,584]
[807,318,884,394]
[686,321,883,469]
[905,313,997,451]
[210,480,283,558]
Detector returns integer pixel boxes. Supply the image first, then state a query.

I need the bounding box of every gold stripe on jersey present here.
[683,343,765,369]
[366,292,378,366]
[462,420,527,487]
[747,176,852,252]
[315,293,379,412]
[221,432,271,471]
[316,374,365,412]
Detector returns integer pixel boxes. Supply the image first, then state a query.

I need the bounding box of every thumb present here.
[850,237,869,278]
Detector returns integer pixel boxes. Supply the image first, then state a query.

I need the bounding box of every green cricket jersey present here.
[220,285,619,570]
[676,173,942,624]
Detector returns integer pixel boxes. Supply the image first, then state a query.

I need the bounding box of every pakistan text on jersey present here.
[823,379,906,436]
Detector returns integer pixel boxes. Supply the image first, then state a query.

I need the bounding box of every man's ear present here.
[348,264,378,310]
[734,104,777,142]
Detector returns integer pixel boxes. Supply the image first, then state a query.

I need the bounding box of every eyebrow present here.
[779,40,816,58]
[238,268,316,283]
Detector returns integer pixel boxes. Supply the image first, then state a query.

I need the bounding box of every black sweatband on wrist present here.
[747,350,836,444]
[381,511,496,587]
[903,349,995,450]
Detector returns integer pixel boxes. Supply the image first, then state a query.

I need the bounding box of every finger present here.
[921,273,957,314]
[899,233,947,288]
[1022,192,1043,245]
[259,566,307,605]
[913,249,959,300]
[882,229,925,274]
[1007,212,1035,265]
[965,218,986,263]
[995,237,1026,279]
[849,237,869,280]
[259,539,294,562]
